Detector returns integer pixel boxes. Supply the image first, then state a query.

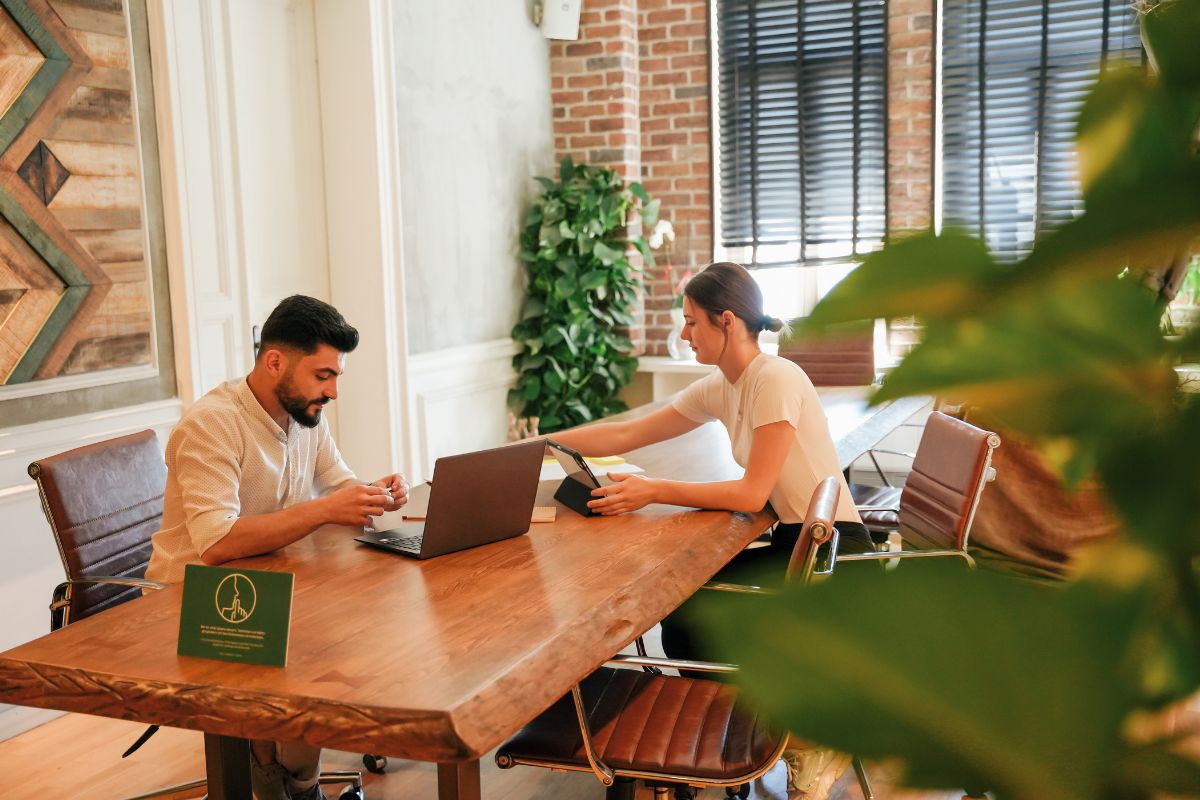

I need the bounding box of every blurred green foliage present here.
[510,157,657,432]
[698,1,1200,796]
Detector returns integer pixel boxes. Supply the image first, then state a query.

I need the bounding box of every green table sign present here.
[177,564,294,667]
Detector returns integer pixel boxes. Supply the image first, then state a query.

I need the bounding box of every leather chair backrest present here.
[778,332,875,387]
[899,412,1000,551]
[28,429,166,625]
[786,476,840,583]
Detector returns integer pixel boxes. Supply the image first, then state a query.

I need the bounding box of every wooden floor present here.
[0,712,966,800]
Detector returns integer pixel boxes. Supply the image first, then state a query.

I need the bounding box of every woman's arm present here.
[549,404,702,456]
[585,419,795,515]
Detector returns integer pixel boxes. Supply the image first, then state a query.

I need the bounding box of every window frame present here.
[934,0,1144,261]
[709,0,891,281]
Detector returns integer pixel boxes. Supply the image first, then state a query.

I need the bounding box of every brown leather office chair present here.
[29,429,168,631]
[29,430,366,799]
[778,326,875,387]
[844,411,1001,567]
[496,477,876,800]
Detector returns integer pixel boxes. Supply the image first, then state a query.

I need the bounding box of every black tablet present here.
[545,439,601,516]
[546,440,600,487]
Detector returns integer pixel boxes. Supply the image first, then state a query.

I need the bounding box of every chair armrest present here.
[860,448,917,486]
[51,577,166,631]
[702,581,768,594]
[52,577,165,612]
[867,448,916,460]
[605,653,740,674]
[58,577,165,592]
[837,549,976,568]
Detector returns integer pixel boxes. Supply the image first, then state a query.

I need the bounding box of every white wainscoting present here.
[0,400,181,741]
[406,339,519,480]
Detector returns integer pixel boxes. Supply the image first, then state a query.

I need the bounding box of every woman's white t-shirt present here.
[671,352,862,525]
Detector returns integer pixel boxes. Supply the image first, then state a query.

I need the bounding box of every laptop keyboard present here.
[377,534,423,554]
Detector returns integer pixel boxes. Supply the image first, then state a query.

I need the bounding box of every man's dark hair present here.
[258,295,359,356]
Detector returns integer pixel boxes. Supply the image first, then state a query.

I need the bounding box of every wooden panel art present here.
[0,0,153,387]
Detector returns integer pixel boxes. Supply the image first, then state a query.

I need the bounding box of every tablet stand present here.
[554,475,599,517]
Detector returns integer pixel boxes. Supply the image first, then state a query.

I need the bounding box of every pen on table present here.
[400,480,433,519]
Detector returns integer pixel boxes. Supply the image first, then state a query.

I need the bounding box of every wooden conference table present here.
[0,388,920,800]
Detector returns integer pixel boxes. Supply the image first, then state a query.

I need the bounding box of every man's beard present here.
[275,373,327,428]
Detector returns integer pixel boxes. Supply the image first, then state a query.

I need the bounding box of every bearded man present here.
[147,294,407,799]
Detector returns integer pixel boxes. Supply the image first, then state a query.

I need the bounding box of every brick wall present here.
[886,0,935,355]
[550,0,640,183]
[548,0,936,354]
[637,0,711,355]
[887,0,935,235]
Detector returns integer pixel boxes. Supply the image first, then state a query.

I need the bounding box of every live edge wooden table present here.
[0,390,919,800]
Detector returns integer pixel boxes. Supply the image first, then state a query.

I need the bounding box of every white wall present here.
[393,1,554,356]
[314,0,414,481]
[227,0,332,327]
[389,1,553,475]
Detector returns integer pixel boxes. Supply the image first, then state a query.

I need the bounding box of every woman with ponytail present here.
[549,261,872,663]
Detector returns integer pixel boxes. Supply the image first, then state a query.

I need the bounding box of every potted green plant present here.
[696,0,1200,796]
[509,157,658,433]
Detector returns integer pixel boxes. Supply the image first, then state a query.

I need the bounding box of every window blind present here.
[715,0,888,269]
[941,0,1143,263]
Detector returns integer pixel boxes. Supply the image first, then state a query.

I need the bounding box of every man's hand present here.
[371,473,409,512]
[587,473,657,515]
[320,483,394,526]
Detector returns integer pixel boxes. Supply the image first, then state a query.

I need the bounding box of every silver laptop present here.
[354,439,544,559]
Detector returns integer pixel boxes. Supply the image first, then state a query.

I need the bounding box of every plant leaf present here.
[1115,741,1200,796]
[872,278,1176,452]
[580,270,607,292]
[521,374,541,401]
[554,275,577,298]
[640,198,661,230]
[805,230,1000,331]
[593,241,624,266]
[1098,397,1200,558]
[1140,0,1200,89]
[521,297,546,321]
[696,561,1152,800]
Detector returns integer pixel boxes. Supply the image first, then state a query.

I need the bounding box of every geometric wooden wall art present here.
[0,0,154,387]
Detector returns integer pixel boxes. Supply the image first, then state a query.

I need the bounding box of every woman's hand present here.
[587,473,657,515]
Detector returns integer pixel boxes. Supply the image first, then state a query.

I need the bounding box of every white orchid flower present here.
[648,219,675,250]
